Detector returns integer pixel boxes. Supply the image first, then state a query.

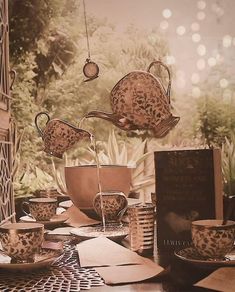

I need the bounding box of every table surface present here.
[50,234,217,292]
[0,218,220,292]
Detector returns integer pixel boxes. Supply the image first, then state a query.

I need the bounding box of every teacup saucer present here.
[20,215,68,228]
[70,224,129,242]
[59,200,73,209]
[174,246,235,268]
[0,248,63,271]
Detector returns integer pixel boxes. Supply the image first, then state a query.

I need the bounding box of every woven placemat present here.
[0,244,105,291]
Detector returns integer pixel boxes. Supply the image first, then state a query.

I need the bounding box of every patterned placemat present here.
[0,244,105,291]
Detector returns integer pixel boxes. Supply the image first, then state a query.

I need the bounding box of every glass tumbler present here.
[128,203,155,256]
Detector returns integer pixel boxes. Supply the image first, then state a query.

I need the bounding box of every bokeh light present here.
[160,20,169,30]
[197,11,206,21]
[220,78,229,88]
[165,55,176,65]
[208,57,217,67]
[191,73,200,84]
[197,1,206,10]
[197,44,206,56]
[211,3,224,18]
[176,26,186,36]
[162,9,172,19]
[192,87,201,98]
[197,59,205,70]
[223,35,232,48]
[191,22,200,31]
[176,77,186,88]
[192,33,201,43]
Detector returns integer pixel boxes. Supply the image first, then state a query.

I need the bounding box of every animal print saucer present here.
[0,248,63,271]
[19,215,68,228]
[70,224,129,242]
[174,246,235,268]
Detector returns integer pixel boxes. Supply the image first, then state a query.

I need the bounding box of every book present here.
[154,148,223,251]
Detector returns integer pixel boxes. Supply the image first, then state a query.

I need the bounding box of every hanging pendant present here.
[83,59,99,82]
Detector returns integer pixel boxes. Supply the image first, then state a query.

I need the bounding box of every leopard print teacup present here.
[0,223,44,263]
[93,191,128,224]
[191,219,235,259]
[22,197,58,221]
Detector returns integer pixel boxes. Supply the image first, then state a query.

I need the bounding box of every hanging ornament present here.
[82,0,99,82]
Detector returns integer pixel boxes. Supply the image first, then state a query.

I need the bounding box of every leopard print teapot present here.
[85,60,179,137]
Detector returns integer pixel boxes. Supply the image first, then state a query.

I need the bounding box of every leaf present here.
[52,62,63,76]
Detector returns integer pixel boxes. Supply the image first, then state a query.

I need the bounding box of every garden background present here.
[8,0,235,199]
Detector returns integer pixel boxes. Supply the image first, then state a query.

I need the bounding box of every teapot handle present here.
[147,61,171,103]
[35,112,51,138]
[9,69,16,91]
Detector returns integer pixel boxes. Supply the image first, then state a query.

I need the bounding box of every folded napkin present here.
[194,267,235,292]
[63,205,99,227]
[95,262,164,285]
[76,237,164,284]
[77,236,144,267]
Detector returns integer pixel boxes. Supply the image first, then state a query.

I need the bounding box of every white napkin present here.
[76,237,165,284]
[195,267,235,292]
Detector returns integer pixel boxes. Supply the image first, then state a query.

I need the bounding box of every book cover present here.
[154,148,223,251]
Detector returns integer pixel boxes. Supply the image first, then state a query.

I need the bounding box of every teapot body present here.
[110,70,172,130]
[85,61,180,137]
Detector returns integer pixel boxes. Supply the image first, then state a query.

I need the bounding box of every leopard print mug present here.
[0,223,44,263]
[93,191,128,224]
[191,219,235,259]
[22,197,58,221]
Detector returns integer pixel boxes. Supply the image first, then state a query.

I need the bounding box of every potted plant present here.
[222,135,235,220]
[52,130,155,217]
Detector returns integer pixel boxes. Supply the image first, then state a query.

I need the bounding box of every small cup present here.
[0,223,44,263]
[128,203,155,256]
[93,191,128,224]
[191,219,235,259]
[22,197,58,221]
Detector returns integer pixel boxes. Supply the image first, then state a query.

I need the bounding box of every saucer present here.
[70,224,129,242]
[175,246,235,268]
[20,215,68,228]
[59,200,73,209]
[0,248,63,271]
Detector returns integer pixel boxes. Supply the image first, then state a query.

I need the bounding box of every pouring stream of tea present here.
[79,117,106,231]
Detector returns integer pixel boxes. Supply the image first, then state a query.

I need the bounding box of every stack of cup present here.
[128,203,155,256]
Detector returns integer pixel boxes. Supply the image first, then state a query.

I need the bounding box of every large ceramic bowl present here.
[64,165,132,219]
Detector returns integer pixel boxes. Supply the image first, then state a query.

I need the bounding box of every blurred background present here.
[8,0,235,200]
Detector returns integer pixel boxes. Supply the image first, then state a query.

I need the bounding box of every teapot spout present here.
[152,115,180,138]
[85,111,139,131]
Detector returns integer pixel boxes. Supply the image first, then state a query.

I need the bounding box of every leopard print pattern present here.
[43,119,91,158]
[0,227,44,263]
[29,201,57,221]
[192,223,235,259]
[110,71,179,136]
[93,192,128,223]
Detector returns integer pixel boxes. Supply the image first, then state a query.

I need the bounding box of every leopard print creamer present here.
[43,119,91,159]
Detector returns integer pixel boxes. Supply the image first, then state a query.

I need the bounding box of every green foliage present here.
[67,130,155,193]
[196,95,235,147]
[194,63,235,147]
[14,166,56,198]
[222,135,235,196]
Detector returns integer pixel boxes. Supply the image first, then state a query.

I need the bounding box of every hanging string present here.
[83,0,91,60]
